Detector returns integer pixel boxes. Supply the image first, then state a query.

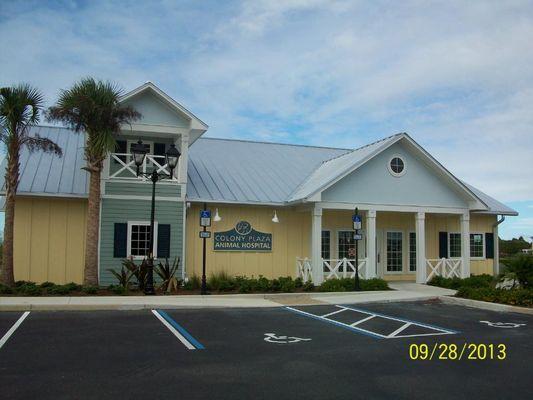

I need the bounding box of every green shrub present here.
[428,274,494,290]
[256,276,271,292]
[40,281,55,288]
[155,258,181,293]
[183,274,201,290]
[16,282,42,296]
[0,283,13,294]
[110,285,127,295]
[64,282,82,292]
[82,285,99,294]
[294,277,303,288]
[278,277,296,293]
[235,276,257,293]
[208,271,236,292]
[107,266,134,291]
[360,278,389,291]
[456,287,533,307]
[501,254,533,288]
[47,285,71,295]
[302,280,315,292]
[122,258,148,290]
[15,280,35,287]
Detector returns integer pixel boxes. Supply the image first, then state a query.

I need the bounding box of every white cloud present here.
[1,0,532,208]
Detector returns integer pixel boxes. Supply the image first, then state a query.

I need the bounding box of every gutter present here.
[492,215,505,275]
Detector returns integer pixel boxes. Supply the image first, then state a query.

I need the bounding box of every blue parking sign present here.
[200,210,211,219]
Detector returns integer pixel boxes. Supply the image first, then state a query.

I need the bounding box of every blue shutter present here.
[114,223,127,258]
[157,224,171,258]
[439,232,448,259]
[485,233,494,259]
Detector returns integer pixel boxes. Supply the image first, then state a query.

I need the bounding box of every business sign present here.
[214,221,272,252]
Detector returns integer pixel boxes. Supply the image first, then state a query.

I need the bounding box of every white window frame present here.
[448,232,462,259]
[337,229,355,260]
[127,221,158,260]
[469,232,486,260]
[408,230,416,274]
[387,154,407,177]
[385,230,404,274]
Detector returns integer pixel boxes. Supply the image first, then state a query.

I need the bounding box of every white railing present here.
[296,258,313,282]
[323,258,367,280]
[425,258,462,282]
[296,257,369,282]
[107,153,178,181]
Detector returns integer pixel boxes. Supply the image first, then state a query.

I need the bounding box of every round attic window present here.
[388,156,405,177]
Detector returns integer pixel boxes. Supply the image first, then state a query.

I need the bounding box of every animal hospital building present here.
[1,82,518,286]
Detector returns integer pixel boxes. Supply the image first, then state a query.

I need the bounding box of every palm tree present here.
[47,78,141,286]
[0,84,62,286]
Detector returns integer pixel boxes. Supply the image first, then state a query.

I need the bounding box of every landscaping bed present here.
[428,254,533,307]
[0,275,390,296]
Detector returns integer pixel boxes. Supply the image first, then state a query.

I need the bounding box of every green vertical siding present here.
[105,181,181,197]
[99,198,185,286]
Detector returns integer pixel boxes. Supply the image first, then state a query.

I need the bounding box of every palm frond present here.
[22,134,63,156]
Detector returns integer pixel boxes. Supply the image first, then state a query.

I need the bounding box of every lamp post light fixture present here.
[131,139,180,295]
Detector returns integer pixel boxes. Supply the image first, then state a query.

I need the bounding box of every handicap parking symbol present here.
[480,321,526,328]
[264,333,312,344]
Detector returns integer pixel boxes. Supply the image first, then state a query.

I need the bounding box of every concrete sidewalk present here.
[0,283,455,311]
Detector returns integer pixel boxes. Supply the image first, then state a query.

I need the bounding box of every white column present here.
[311,205,323,285]
[460,213,471,278]
[366,210,377,278]
[415,212,426,283]
[177,133,189,184]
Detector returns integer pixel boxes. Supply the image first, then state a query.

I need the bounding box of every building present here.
[0,82,518,286]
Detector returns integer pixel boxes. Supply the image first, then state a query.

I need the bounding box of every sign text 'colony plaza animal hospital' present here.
[0,82,517,286]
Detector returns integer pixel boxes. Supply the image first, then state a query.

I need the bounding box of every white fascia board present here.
[301,134,404,201]
[5,192,88,199]
[186,198,285,207]
[320,201,468,214]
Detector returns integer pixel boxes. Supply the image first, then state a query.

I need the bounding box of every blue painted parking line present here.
[152,310,205,350]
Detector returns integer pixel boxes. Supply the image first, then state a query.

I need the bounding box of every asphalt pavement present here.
[0,300,531,400]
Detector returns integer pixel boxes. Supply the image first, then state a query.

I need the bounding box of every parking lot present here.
[0,300,531,400]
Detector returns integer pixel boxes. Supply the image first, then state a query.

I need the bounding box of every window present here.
[470,233,484,258]
[388,156,405,176]
[321,230,330,260]
[409,232,416,272]
[338,231,355,259]
[127,222,158,259]
[386,231,403,272]
[449,233,461,258]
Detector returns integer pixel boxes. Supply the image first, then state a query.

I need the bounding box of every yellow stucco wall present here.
[185,204,310,279]
[185,205,496,280]
[14,196,87,284]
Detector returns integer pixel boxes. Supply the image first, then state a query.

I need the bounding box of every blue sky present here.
[0,0,532,240]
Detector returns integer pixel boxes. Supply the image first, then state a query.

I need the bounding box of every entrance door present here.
[385,231,403,274]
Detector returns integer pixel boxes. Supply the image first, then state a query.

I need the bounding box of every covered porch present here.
[297,206,473,285]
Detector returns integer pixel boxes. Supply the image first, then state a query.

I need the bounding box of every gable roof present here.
[120,82,208,144]
[0,126,518,216]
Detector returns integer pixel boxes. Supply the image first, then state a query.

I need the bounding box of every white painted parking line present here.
[350,315,375,327]
[151,310,204,350]
[286,305,457,339]
[0,311,30,350]
[321,308,348,318]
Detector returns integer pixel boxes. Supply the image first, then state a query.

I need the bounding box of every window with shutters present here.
[127,221,158,259]
[470,233,485,258]
[448,233,461,258]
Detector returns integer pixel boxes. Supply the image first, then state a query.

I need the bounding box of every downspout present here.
[493,215,505,275]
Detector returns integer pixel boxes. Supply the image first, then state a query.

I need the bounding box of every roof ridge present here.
[318,132,406,166]
[196,136,353,151]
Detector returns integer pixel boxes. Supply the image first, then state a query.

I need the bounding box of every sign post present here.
[199,204,211,295]
[352,208,362,291]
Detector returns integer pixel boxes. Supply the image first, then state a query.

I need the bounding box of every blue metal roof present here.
[0,126,518,215]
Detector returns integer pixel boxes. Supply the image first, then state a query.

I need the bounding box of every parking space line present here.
[321,308,347,318]
[350,315,375,326]
[387,323,411,338]
[151,310,204,350]
[286,306,386,339]
[0,311,30,350]
[338,305,458,335]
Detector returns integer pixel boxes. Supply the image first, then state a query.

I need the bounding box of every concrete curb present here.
[439,296,533,315]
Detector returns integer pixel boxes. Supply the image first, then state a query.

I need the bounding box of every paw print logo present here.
[235,221,252,236]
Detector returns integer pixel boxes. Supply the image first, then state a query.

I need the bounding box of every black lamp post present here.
[131,139,180,295]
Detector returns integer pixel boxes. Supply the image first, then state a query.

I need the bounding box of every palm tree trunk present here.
[1,152,19,286]
[84,167,101,286]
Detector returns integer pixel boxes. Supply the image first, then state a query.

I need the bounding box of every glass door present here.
[386,231,403,273]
